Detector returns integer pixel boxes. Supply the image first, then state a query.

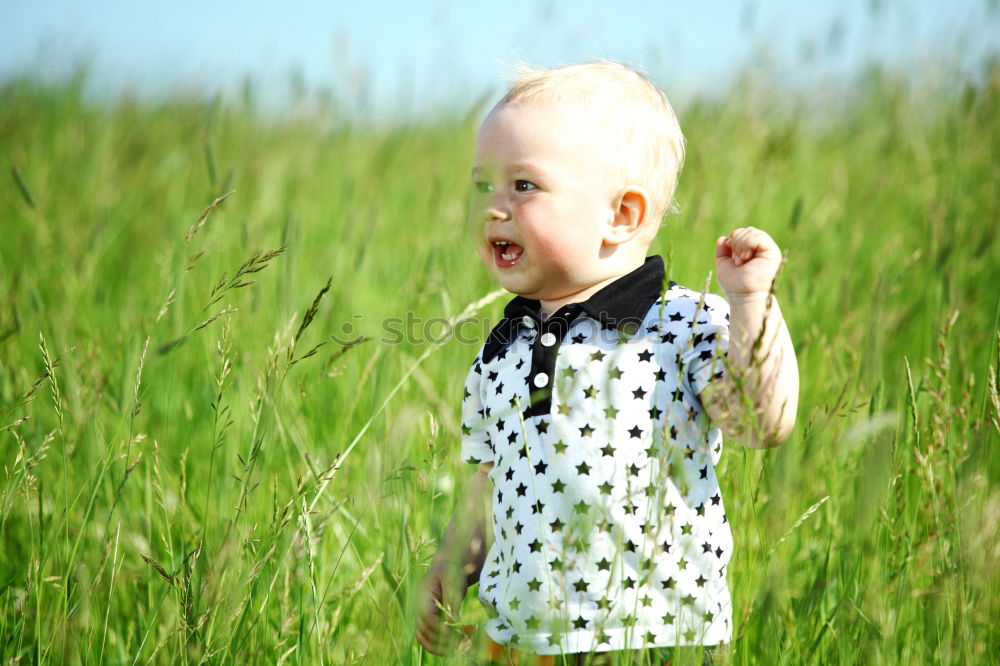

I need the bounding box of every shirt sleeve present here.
[681,292,730,397]
[458,354,494,465]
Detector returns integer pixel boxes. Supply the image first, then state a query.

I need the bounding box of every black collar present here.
[481,255,669,362]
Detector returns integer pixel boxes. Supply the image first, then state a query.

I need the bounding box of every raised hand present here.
[714,226,784,298]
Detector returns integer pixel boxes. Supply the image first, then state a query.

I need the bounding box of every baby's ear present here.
[604,187,649,246]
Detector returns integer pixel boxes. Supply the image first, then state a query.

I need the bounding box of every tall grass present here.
[0,64,998,664]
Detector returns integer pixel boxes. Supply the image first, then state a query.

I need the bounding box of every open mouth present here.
[492,240,524,267]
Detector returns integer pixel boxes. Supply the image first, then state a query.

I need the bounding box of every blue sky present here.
[2,1,998,115]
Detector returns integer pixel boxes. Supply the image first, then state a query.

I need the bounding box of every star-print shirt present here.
[460,256,732,655]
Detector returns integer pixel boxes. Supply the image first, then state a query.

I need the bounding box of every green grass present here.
[0,65,998,664]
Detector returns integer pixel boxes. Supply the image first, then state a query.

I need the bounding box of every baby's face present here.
[470,100,622,305]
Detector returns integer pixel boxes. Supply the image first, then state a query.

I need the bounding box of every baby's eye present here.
[474,181,494,194]
[514,180,537,192]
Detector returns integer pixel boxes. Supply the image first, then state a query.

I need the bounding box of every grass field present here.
[1,65,998,664]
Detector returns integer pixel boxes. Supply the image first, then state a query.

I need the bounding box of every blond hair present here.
[498,61,686,225]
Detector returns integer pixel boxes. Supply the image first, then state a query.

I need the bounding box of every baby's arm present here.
[416,462,492,655]
[703,227,799,447]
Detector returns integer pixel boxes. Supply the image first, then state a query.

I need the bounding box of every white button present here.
[533,373,549,388]
[522,317,536,329]
[540,332,557,347]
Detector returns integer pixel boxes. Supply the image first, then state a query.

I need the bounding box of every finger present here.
[714,236,732,259]
[729,227,775,265]
[417,622,451,656]
[416,621,445,655]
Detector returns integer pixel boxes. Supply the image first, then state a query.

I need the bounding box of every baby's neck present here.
[539,272,631,320]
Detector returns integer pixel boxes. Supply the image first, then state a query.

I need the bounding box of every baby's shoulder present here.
[642,283,730,327]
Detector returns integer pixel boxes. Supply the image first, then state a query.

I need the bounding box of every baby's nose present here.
[486,200,510,221]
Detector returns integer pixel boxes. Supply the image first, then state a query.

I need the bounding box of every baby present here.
[417,62,799,664]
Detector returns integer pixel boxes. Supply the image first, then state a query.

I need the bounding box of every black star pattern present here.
[458,280,734,652]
